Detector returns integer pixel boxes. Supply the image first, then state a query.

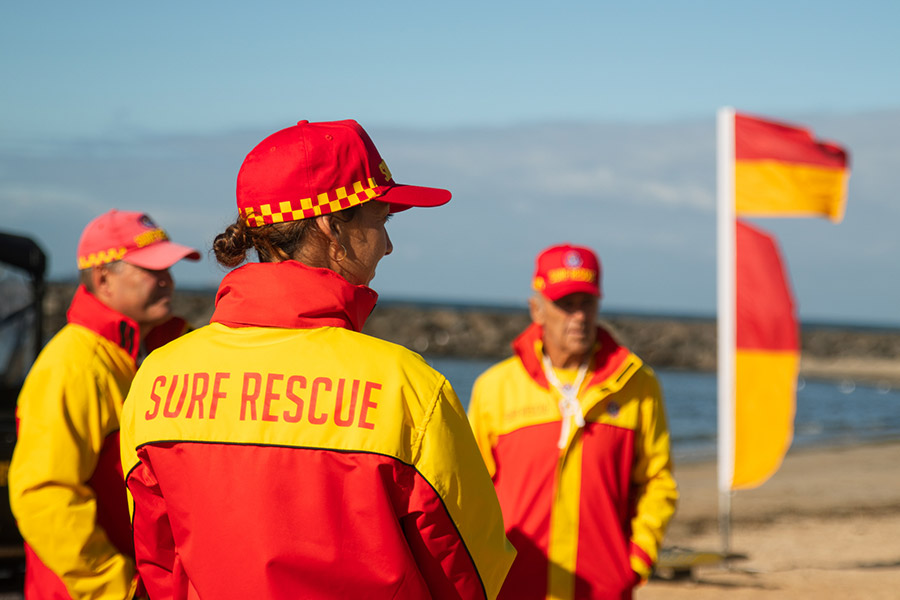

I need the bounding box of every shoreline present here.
[639,439,900,598]
[797,355,900,387]
[669,431,900,467]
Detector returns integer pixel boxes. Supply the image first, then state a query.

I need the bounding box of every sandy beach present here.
[638,440,900,599]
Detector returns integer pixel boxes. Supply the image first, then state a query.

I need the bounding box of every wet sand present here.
[638,440,900,599]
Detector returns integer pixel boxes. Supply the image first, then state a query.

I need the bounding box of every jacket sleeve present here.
[409,378,515,599]
[466,374,497,478]
[9,361,138,600]
[628,370,679,581]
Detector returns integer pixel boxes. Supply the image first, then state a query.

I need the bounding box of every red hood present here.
[211,260,378,332]
[67,285,141,363]
[511,323,634,390]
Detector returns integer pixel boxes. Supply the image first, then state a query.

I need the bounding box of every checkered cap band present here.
[240,177,384,227]
[78,247,128,269]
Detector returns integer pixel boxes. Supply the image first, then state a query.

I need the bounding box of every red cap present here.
[77,210,200,271]
[236,119,451,227]
[532,244,602,301]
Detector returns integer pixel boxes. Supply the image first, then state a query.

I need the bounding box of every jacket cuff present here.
[629,541,654,582]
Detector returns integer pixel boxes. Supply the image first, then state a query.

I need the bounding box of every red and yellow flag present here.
[732,220,799,489]
[735,113,850,222]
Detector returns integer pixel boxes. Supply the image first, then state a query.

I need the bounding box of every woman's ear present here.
[314,215,340,244]
[313,215,349,264]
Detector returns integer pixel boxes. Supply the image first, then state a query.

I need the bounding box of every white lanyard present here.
[542,354,588,449]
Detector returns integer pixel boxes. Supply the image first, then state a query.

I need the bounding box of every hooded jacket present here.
[9,285,187,600]
[468,324,678,600]
[120,260,515,600]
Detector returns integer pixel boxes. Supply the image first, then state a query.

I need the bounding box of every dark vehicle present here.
[0,232,46,585]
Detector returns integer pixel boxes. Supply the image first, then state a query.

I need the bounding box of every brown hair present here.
[213,206,361,268]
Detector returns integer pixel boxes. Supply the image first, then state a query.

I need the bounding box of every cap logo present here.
[134,228,169,248]
[546,266,596,285]
[378,160,393,182]
[139,215,157,228]
[564,251,583,268]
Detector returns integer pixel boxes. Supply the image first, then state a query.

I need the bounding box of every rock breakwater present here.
[43,284,900,387]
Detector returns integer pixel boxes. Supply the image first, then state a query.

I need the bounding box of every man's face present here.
[95,261,175,331]
[529,292,599,367]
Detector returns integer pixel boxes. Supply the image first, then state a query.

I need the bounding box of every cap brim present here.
[123,241,201,270]
[375,184,451,213]
[541,281,602,302]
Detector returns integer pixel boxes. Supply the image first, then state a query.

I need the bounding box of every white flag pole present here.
[716,106,736,557]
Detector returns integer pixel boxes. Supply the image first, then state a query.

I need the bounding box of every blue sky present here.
[4,1,898,136]
[2,1,899,327]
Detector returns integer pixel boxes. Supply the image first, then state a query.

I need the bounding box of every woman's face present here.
[336,201,394,286]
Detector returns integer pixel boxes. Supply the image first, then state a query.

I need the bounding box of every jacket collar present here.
[511,322,638,391]
[66,285,140,363]
[210,260,378,332]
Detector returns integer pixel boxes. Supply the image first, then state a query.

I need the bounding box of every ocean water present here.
[426,356,900,462]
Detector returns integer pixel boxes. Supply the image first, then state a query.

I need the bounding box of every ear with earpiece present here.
[314,215,348,264]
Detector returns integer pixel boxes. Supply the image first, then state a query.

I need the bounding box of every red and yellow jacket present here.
[468,324,678,600]
[9,286,188,600]
[120,260,515,600]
